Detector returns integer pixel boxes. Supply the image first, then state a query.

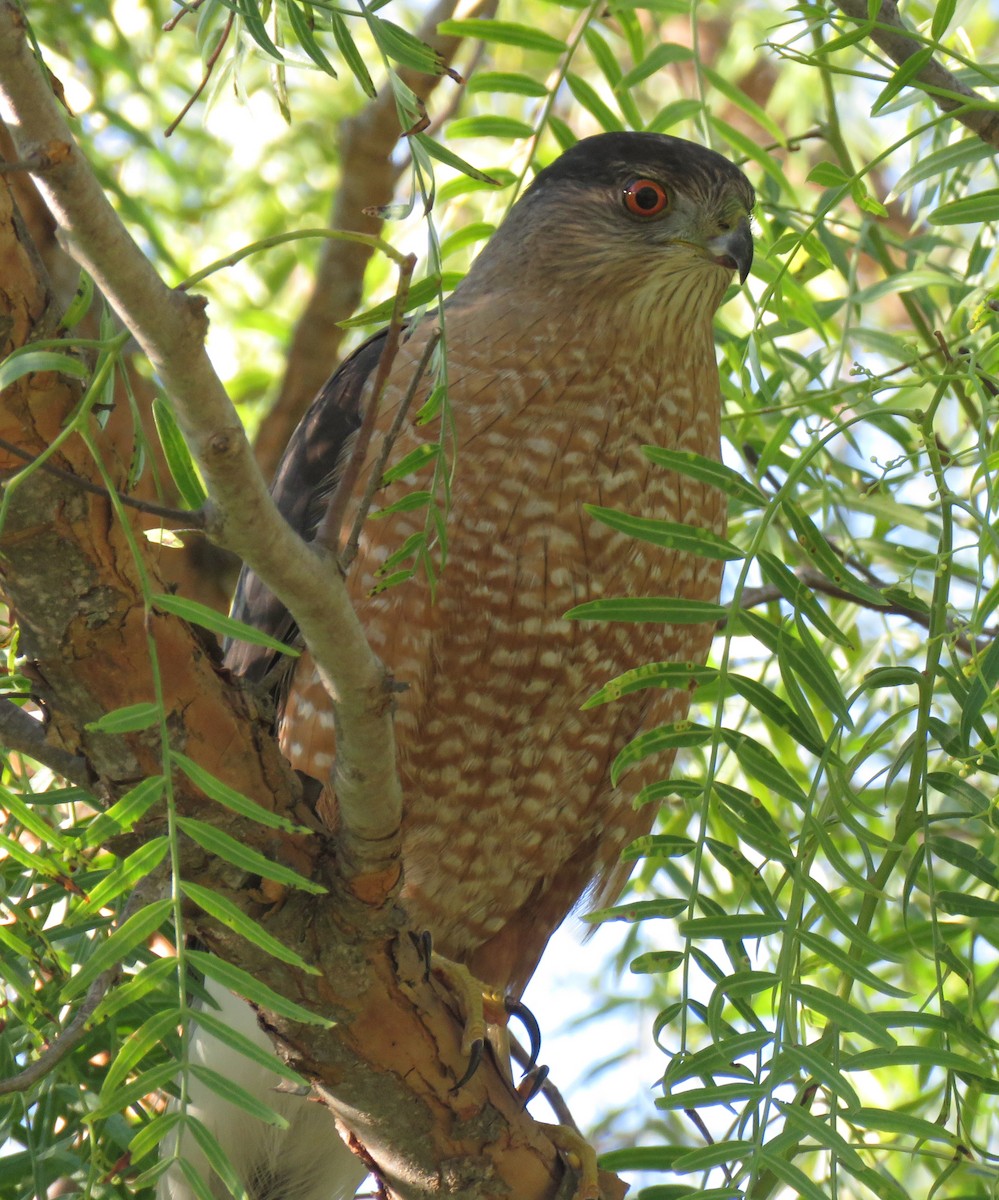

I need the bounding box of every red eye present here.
[623,178,668,217]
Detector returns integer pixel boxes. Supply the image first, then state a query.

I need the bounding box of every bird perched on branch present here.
[163,131,753,1200]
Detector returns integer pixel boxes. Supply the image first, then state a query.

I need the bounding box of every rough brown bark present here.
[0,8,621,1196]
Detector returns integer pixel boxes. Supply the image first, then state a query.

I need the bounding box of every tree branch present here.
[0,0,401,875]
[0,11,623,1199]
[0,696,89,785]
[831,0,999,149]
[0,878,161,1097]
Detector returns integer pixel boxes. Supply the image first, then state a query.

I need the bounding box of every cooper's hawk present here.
[165,131,753,1200]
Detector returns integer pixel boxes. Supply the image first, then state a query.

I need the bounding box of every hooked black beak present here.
[707,218,753,284]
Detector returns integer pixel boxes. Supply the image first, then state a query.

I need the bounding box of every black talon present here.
[517,1064,549,1108]
[450,1037,484,1093]
[505,997,542,1073]
[409,929,433,981]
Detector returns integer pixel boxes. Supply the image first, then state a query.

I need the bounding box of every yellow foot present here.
[538,1124,599,1200]
[429,953,507,1088]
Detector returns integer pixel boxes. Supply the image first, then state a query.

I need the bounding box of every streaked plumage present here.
[165,131,753,1200]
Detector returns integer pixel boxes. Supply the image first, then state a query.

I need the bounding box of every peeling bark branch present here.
[0,9,624,1198]
[0,0,401,870]
[832,0,999,149]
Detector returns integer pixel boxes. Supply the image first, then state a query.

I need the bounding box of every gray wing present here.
[224,327,393,684]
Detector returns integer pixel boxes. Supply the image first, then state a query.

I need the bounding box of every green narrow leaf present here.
[175,816,325,894]
[128,1110,184,1166]
[83,775,166,847]
[769,611,850,726]
[151,591,300,655]
[960,637,999,746]
[718,728,809,807]
[82,837,170,912]
[285,1,337,76]
[181,881,319,972]
[597,1147,685,1173]
[85,701,160,734]
[647,99,703,134]
[61,898,172,1000]
[797,930,911,999]
[712,782,795,864]
[756,1150,832,1200]
[630,950,685,975]
[339,273,460,328]
[171,751,305,833]
[584,505,743,560]
[845,1105,963,1141]
[585,897,687,923]
[935,890,999,918]
[88,1061,180,1122]
[892,136,991,196]
[769,1044,861,1109]
[436,19,567,54]
[622,833,697,860]
[928,834,999,891]
[192,1007,308,1084]
[465,71,548,97]
[582,661,715,710]
[0,784,72,850]
[657,1083,768,1110]
[101,1009,182,1099]
[329,10,375,95]
[152,396,207,510]
[61,271,96,329]
[757,551,853,647]
[726,673,825,755]
[611,722,713,785]
[618,43,693,90]
[440,221,496,259]
[371,488,434,518]
[411,134,501,185]
[776,1104,897,1195]
[91,957,178,1023]
[677,915,785,939]
[189,1064,291,1126]
[0,349,90,391]
[566,597,726,623]
[672,1141,755,1171]
[187,949,332,1025]
[446,116,536,140]
[781,501,886,605]
[929,191,999,225]
[0,829,65,875]
[790,984,898,1049]
[807,161,851,188]
[871,47,934,116]
[185,1115,245,1200]
[370,15,445,74]
[642,446,765,506]
[565,73,624,132]
[234,0,284,60]
[931,0,957,39]
[701,65,785,145]
[803,880,904,964]
[0,921,35,959]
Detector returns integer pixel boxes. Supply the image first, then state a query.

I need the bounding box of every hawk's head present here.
[460,132,754,319]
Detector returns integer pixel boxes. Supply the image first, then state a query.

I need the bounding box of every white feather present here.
[158,981,367,1200]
